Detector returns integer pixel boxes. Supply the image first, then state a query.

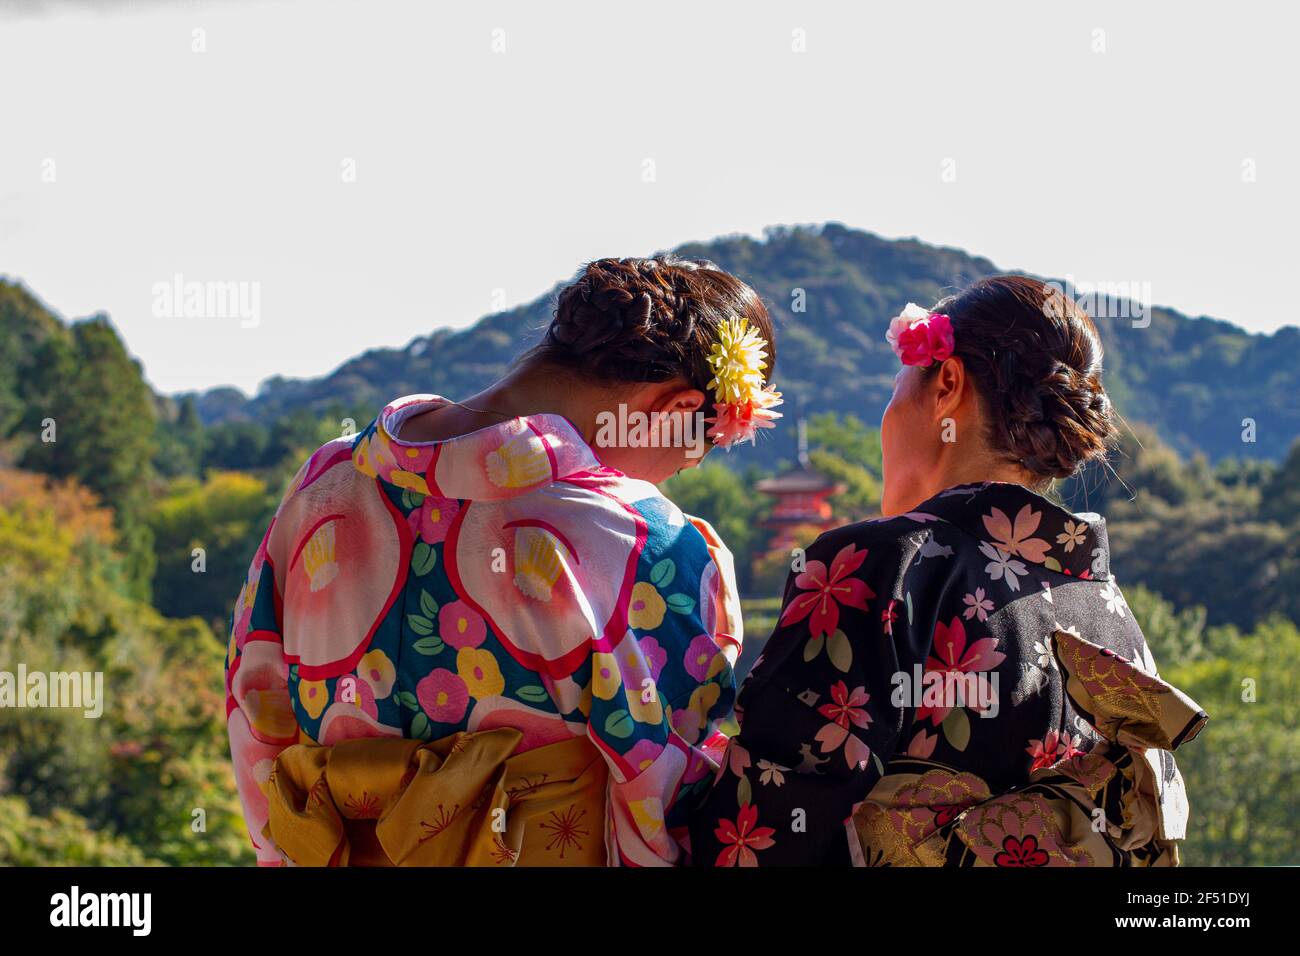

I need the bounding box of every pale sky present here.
[1,0,1295,395]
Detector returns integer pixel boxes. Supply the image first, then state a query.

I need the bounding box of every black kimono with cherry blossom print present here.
[687,481,1207,867]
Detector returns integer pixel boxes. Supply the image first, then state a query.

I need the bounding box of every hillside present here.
[177,223,1300,464]
[4,229,1300,869]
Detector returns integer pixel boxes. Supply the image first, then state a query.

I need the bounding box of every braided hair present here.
[528,256,776,393]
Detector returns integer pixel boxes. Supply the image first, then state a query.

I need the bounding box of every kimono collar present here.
[352,394,604,501]
[909,481,1110,580]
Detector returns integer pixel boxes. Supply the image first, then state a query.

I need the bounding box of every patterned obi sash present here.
[264,728,608,866]
[851,628,1209,867]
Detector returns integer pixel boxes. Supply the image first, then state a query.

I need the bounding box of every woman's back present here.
[689,276,1208,867]
[225,253,783,867]
[226,395,743,865]
[690,481,1205,866]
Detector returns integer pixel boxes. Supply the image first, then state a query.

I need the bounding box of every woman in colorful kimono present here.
[225,255,784,866]
[689,275,1209,867]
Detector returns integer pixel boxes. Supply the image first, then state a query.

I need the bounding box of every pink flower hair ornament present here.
[886,303,956,367]
[703,316,783,449]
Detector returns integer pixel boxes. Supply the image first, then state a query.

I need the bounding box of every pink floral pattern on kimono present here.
[226,395,744,866]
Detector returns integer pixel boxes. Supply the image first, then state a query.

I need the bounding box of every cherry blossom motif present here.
[1031,637,1056,671]
[881,599,899,636]
[818,680,873,730]
[979,541,1028,592]
[778,543,874,638]
[962,588,994,622]
[982,505,1053,564]
[815,681,873,769]
[757,759,787,787]
[1056,519,1088,552]
[714,803,776,867]
[1099,583,1127,617]
[717,739,752,784]
[916,617,1007,726]
[906,727,938,758]
[1025,729,1085,771]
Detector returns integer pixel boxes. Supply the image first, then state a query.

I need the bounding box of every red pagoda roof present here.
[755,464,844,494]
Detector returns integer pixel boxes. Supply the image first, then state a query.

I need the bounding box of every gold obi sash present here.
[264,728,608,866]
[852,628,1209,867]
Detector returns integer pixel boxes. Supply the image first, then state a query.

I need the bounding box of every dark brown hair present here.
[527,255,776,393]
[928,275,1115,483]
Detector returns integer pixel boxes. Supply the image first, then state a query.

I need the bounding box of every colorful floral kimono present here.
[226,395,743,866]
[688,481,1208,867]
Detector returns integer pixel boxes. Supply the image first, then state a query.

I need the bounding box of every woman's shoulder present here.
[805,512,940,565]
[550,470,725,566]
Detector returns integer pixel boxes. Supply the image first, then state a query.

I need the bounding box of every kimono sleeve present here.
[688,526,928,866]
[223,472,303,866]
[586,511,742,866]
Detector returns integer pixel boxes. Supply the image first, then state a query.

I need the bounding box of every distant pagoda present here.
[755,417,846,552]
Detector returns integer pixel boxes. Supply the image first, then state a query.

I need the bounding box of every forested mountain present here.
[181,223,1300,464]
[3,224,1300,865]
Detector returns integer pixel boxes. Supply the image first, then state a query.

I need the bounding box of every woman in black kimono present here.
[689,275,1208,867]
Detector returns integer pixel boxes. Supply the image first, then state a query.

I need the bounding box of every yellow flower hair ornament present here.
[704,316,783,449]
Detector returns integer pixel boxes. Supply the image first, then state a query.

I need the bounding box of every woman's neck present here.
[940,461,1029,493]
[397,365,602,444]
[920,447,1038,504]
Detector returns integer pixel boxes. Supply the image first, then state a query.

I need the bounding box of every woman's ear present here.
[932,356,967,421]
[646,382,706,416]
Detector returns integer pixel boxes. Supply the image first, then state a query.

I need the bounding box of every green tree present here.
[19,317,158,598]
[1260,439,1300,526]
[805,411,882,519]
[1156,616,1300,865]
[153,395,208,479]
[146,471,276,623]
[660,463,768,591]
[0,280,65,438]
[0,466,252,866]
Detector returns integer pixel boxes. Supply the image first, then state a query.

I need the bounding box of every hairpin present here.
[886,303,955,367]
[704,316,782,448]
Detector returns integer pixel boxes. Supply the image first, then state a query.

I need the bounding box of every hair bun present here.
[933,275,1117,483]
[1005,361,1112,479]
